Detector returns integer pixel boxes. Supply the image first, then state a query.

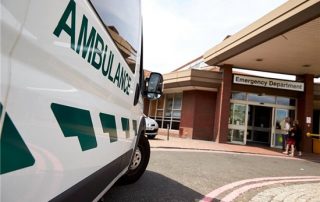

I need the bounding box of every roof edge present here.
[204,0,320,66]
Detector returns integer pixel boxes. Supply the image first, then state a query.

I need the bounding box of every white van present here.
[0,0,163,201]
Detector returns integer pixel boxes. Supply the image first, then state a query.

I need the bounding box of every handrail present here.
[306,133,320,138]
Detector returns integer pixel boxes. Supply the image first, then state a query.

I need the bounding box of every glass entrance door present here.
[271,108,296,148]
[229,92,297,147]
[271,109,288,148]
[247,105,272,145]
[228,103,247,144]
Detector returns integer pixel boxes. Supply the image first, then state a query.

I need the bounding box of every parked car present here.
[145,116,159,139]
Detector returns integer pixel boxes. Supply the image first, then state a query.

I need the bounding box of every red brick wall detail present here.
[297,74,314,152]
[180,91,217,140]
[180,91,196,129]
[214,66,232,143]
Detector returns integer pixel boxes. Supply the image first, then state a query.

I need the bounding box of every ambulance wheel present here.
[147,135,155,139]
[117,134,150,185]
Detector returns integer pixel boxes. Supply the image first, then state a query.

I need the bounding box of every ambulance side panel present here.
[1,0,142,201]
[0,0,30,125]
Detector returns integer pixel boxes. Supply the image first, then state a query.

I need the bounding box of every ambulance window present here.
[90,0,141,73]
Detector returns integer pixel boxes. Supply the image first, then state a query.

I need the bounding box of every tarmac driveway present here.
[103,149,320,202]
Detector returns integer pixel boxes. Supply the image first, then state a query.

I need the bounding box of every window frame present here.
[149,93,182,130]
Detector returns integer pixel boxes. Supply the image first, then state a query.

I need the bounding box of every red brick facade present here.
[180,91,217,140]
[213,66,232,143]
[143,69,318,153]
[297,74,314,152]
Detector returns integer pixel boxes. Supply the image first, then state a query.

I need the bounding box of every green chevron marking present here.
[132,120,137,136]
[0,113,35,174]
[99,113,117,143]
[0,102,3,116]
[121,117,130,139]
[51,103,97,151]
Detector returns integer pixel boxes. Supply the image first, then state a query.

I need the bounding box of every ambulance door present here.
[0,0,30,129]
[1,0,141,201]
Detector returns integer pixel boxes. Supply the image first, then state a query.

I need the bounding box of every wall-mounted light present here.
[256,58,263,62]
[302,64,311,68]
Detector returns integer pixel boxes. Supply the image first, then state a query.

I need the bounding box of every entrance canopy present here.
[204,0,320,77]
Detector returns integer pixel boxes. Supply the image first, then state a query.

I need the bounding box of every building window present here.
[229,103,246,125]
[231,92,297,108]
[247,93,276,104]
[228,129,245,142]
[231,92,247,100]
[148,93,182,130]
[276,97,296,106]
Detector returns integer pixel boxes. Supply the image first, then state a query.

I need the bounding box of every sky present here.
[141,0,287,74]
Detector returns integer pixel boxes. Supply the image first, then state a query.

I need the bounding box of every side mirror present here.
[144,72,163,100]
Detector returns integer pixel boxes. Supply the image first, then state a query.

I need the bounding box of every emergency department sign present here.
[233,75,304,92]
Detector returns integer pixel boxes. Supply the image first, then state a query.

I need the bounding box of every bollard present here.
[167,124,170,141]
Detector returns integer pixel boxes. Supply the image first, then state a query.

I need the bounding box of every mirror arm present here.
[142,80,147,97]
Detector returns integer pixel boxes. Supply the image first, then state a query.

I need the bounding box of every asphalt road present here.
[102,149,320,202]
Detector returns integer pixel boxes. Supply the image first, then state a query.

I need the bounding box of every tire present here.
[147,135,155,139]
[117,134,150,185]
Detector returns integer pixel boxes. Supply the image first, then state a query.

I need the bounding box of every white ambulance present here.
[0,0,163,201]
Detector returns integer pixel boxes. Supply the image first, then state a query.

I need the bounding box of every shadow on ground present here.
[102,170,203,202]
[149,137,165,141]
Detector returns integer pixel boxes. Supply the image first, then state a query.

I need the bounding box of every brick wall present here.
[180,90,217,140]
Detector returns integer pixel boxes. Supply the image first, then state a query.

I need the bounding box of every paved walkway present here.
[249,182,320,202]
[149,135,320,162]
